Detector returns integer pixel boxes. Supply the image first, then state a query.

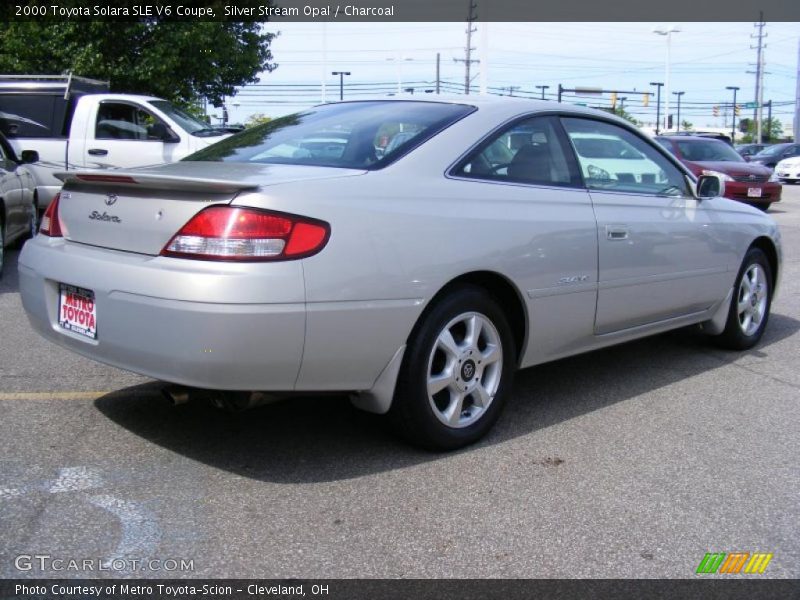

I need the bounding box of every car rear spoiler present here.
[55,170,259,194]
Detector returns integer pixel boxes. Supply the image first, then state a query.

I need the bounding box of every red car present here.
[655,135,781,211]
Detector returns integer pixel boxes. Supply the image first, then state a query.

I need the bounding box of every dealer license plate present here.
[747,187,763,198]
[58,284,97,339]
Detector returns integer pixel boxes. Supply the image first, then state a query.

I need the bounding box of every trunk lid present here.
[55,162,365,255]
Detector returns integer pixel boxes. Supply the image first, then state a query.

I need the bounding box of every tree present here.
[607,107,642,127]
[0,15,276,107]
[680,120,694,131]
[739,118,783,143]
[245,113,273,128]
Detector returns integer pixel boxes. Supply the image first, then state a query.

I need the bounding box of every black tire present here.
[27,199,39,240]
[758,203,772,213]
[17,199,38,247]
[710,247,773,350]
[389,285,516,451]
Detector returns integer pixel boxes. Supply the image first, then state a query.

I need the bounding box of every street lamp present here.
[672,91,684,131]
[331,71,351,101]
[650,82,664,135]
[535,85,549,100]
[726,86,740,142]
[387,56,414,94]
[653,25,681,132]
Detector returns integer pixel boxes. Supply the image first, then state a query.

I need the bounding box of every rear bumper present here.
[19,237,306,390]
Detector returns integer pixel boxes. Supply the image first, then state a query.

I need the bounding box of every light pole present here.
[672,91,684,131]
[653,25,680,132]
[535,85,549,100]
[331,71,350,101]
[726,86,739,142]
[650,82,664,135]
[387,56,413,94]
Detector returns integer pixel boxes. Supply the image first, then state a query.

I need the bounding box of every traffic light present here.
[610,92,617,108]
[735,104,741,116]
[642,94,649,107]
[713,105,719,117]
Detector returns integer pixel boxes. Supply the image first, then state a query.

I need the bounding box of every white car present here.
[775,156,800,184]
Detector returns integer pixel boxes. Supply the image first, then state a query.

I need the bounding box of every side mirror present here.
[20,150,39,164]
[148,122,180,143]
[696,174,724,199]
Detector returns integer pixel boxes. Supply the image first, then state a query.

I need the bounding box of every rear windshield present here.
[754,144,789,158]
[675,140,744,162]
[184,101,474,169]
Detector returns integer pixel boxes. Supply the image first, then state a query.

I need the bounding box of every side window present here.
[95,103,166,141]
[561,118,689,196]
[454,116,579,187]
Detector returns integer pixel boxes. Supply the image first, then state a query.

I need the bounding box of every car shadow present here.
[0,248,21,294]
[94,312,800,484]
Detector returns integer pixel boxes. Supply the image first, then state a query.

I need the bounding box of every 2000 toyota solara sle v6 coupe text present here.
[19,98,781,450]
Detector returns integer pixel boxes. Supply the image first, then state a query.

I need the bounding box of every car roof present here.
[656,135,726,144]
[316,94,631,125]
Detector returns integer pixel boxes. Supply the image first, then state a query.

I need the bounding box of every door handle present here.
[88,148,108,156]
[606,226,629,241]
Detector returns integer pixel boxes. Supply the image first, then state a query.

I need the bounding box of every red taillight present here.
[40,193,63,237]
[160,206,330,261]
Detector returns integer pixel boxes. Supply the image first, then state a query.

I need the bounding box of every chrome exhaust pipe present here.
[162,385,191,406]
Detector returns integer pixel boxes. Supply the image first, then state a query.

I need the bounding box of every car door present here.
[560,117,733,335]
[87,101,179,169]
[0,141,25,238]
[450,115,598,365]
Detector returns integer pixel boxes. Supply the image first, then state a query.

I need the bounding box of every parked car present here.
[735,143,770,161]
[19,97,781,450]
[749,142,800,169]
[655,135,781,211]
[0,131,37,277]
[775,156,800,184]
[660,131,733,145]
[0,74,231,212]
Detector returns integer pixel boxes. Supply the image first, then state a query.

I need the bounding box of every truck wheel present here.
[389,285,516,450]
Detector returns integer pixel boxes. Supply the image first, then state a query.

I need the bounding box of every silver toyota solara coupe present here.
[19,97,781,450]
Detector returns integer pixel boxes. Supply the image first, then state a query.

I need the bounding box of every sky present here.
[218,21,800,134]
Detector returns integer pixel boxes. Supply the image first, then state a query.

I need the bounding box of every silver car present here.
[1,131,37,277]
[19,97,781,450]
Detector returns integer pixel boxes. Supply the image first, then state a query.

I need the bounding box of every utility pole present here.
[749,13,767,143]
[453,0,479,94]
[479,22,488,95]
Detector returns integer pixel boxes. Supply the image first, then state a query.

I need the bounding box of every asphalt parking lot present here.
[1,187,798,579]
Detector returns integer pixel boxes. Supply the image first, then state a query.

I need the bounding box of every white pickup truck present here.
[0,75,231,211]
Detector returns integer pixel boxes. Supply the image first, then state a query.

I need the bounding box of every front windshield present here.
[148,100,224,137]
[184,101,475,169]
[753,144,788,158]
[676,139,744,162]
